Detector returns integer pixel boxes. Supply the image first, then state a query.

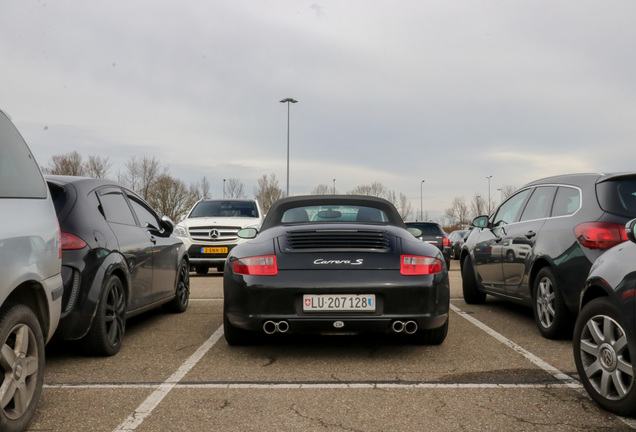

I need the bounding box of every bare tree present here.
[311,184,332,195]
[253,173,284,213]
[147,174,195,222]
[498,185,516,202]
[45,151,85,176]
[398,193,413,221]
[119,156,165,201]
[470,193,487,218]
[444,197,470,227]
[86,155,112,179]
[348,182,398,207]
[226,178,247,199]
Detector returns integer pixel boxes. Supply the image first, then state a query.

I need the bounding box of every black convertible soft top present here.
[260,195,406,231]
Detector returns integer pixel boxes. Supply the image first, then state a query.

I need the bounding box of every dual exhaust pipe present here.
[392,320,418,334]
[263,320,289,334]
[264,319,418,335]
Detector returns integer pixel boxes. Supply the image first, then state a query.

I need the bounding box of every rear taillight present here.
[574,222,628,250]
[61,232,87,250]
[232,255,278,276]
[442,237,451,247]
[400,255,442,275]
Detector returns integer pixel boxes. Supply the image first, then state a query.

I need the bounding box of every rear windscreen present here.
[597,178,636,218]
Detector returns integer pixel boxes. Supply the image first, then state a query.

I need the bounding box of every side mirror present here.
[237,228,257,239]
[626,218,636,243]
[160,215,175,236]
[472,215,489,229]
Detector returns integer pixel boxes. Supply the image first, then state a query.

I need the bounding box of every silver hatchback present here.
[0,109,63,432]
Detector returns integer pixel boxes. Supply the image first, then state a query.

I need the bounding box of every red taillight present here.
[400,255,442,275]
[61,232,87,250]
[232,255,278,276]
[574,222,628,250]
[442,237,451,247]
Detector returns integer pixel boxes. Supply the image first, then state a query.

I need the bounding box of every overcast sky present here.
[2,1,636,220]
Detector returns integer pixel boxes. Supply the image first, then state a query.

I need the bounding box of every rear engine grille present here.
[189,226,240,242]
[284,229,391,252]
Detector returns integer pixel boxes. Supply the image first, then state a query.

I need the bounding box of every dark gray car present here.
[0,109,63,432]
[461,173,636,339]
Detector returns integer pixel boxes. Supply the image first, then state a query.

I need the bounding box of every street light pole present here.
[280,98,298,196]
[486,175,493,214]
[420,180,425,221]
[333,179,336,194]
[223,179,226,199]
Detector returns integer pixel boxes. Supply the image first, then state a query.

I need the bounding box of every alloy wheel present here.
[579,314,634,400]
[105,280,126,347]
[536,276,556,329]
[1,322,39,420]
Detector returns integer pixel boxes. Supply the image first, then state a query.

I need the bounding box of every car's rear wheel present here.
[195,266,209,275]
[573,297,636,417]
[462,256,486,304]
[83,275,126,356]
[413,319,449,345]
[532,267,573,339]
[165,259,190,313]
[223,312,257,346]
[0,304,45,432]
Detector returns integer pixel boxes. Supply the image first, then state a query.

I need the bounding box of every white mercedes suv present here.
[174,199,263,274]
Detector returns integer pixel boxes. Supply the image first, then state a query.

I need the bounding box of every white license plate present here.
[303,294,376,312]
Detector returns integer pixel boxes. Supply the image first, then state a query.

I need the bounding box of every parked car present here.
[405,221,451,265]
[223,195,449,346]
[0,109,63,432]
[46,175,190,356]
[460,173,636,339]
[573,218,636,417]
[174,199,263,274]
[448,229,468,260]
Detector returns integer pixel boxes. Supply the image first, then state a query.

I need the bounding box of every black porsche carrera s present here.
[223,195,450,345]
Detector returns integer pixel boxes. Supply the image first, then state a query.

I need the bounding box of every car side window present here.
[97,188,137,225]
[551,186,581,217]
[519,186,557,221]
[492,189,532,227]
[0,112,47,198]
[128,194,161,230]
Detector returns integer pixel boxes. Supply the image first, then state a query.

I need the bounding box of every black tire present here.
[165,259,190,313]
[532,267,574,339]
[462,256,486,304]
[413,319,449,345]
[195,266,209,275]
[0,304,45,432]
[83,275,126,356]
[223,311,257,346]
[573,297,636,417]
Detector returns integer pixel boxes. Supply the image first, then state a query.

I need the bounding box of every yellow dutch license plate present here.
[201,247,228,254]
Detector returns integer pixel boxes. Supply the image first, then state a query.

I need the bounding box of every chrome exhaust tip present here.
[277,321,289,333]
[392,321,405,333]
[404,320,418,334]
[263,320,277,334]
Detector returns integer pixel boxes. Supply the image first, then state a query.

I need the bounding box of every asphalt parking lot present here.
[32,266,636,431]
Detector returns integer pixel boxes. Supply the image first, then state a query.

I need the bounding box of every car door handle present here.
[149,235,157,244]
[525,231,537,239]
[494,237,502,243]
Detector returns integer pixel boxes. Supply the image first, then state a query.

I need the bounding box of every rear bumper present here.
[224,268,449,334]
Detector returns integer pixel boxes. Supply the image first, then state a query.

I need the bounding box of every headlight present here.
[174,225,187,237]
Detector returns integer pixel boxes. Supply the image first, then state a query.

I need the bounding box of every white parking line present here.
[111,325,225,432]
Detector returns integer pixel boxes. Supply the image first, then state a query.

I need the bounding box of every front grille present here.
[284,229,391,252]
[189,226,240,242]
